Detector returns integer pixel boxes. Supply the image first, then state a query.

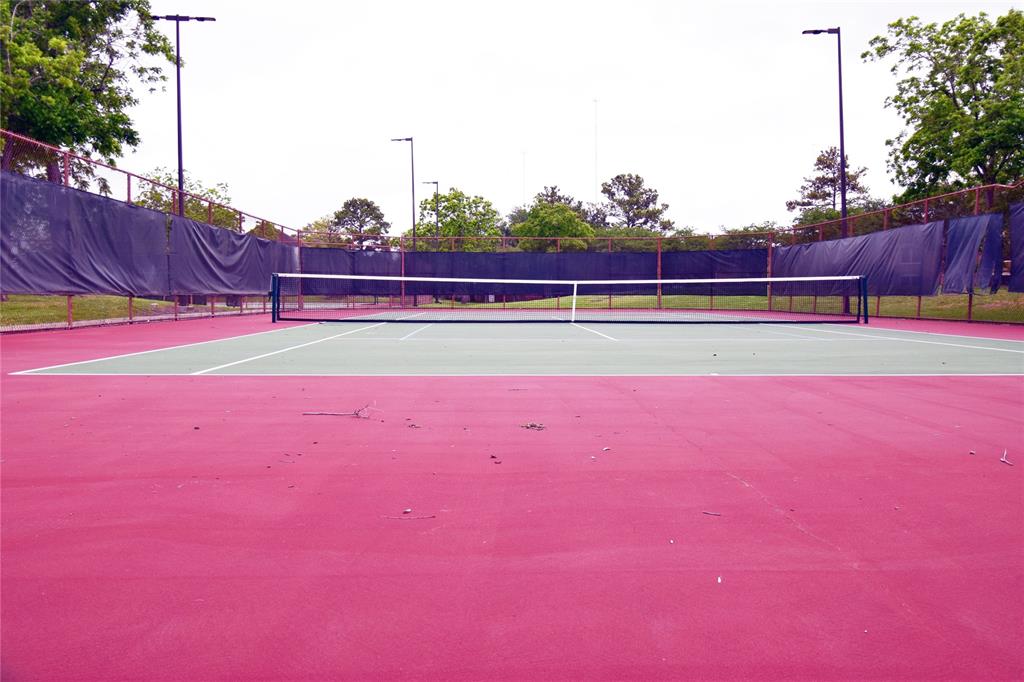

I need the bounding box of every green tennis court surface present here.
[15,321,1024,376]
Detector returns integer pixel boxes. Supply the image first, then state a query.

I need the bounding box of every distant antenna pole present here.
[593,99,599,203]
[522,150,526,204]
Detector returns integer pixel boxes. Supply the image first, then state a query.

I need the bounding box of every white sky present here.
[122,0,1019,235]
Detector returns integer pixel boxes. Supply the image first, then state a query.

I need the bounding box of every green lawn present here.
[411,291,1024,323]
[0,295,176,326]
[0,294,261,327]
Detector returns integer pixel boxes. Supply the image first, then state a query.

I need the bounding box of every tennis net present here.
[272,274,868,324]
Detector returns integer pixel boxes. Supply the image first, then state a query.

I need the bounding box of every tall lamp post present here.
[422,180,439,249]
[153,14,216,217]
[802,27,847,239]
[391,137,416,251]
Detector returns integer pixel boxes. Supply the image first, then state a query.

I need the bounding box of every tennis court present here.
[2,314,1022,680]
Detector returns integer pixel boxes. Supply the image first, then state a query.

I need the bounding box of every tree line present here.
[2,2,1020,244]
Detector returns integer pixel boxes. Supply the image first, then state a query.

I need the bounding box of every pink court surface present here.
[2,315,1022,681]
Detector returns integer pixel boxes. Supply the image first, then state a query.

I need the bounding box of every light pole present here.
[391,137,416,251]
[153,14,216,217]
[802,27,847,239]
[422,180,439,250]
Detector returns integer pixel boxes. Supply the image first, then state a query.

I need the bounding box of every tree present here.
[330,198,390,248]
[1,0,175,172]
[512,203,594,252]
[601,173,674,232]
[785,147,873,222]
[714,222,783,250]
[535,185,583,212]
[300,215,340,247]
[862,10,1024,198]
[413,188,502,251]
[249,220,285,241]
[134,168,239,229]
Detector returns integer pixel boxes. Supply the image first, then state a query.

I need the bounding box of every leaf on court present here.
[521,422,546,430]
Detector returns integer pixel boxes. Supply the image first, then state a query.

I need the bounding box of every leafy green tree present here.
[300,215,340,247]
[601,173,674,232]
[414,188,502,251]
[1,0,175,175]
[714,222,783,250]
[535,185,583,212]
[249,220,285,241]
[862,10,1024,198]
[134,168,238,229]
[785,147,873,223]
[512,203,594,252]
[330,198,390,248]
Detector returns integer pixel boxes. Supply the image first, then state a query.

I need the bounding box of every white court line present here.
[766,324,1024,354]
[15,372,1024,377]
[570,323,618,341]
[399,324,433,340]
[10,322,320,375]
[191,322,389,374]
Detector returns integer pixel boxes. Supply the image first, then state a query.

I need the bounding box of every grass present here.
[872,291,1024,324]
[401,291,1024,323]
[0,294,260,327]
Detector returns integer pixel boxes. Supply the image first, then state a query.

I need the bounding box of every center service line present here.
[571,323,618,341]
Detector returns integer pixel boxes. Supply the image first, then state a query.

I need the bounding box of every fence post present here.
[128,295,134,323]
[127,175,132,204]
[923,199,930,223]
[66,295,73,329]
[63,152,71,186]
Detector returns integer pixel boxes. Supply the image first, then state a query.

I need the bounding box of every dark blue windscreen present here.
[773,222,943,296]
[1,171,169,295]
[169,217,296,294]
[1011,203,1024,293]
[943,213,1002,294]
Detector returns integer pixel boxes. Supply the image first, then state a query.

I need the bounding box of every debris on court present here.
[403,508,412,514]
[384,514,436,520]
[303,404,374,418]
[969,450,976,455]
[1000,449,1014,466]
[602,447,611,451]
[521,422,546,430]
[702,511,722,517]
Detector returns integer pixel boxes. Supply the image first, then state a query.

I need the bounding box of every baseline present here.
[767,324,1024,354]
[10,322,320,375]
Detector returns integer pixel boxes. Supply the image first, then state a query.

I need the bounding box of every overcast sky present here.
[121,0,1018,235]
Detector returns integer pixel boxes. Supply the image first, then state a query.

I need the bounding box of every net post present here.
[656,238,663,309]
[860,276,869,324]
[571,282,578,323]
[271,274,279,323]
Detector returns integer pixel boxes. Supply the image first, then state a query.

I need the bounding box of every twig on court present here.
[383,515,437,520]
[1000,449,1014,466]
[303,404,374,418]
[521,422,546,430]
[702,511,722,516]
